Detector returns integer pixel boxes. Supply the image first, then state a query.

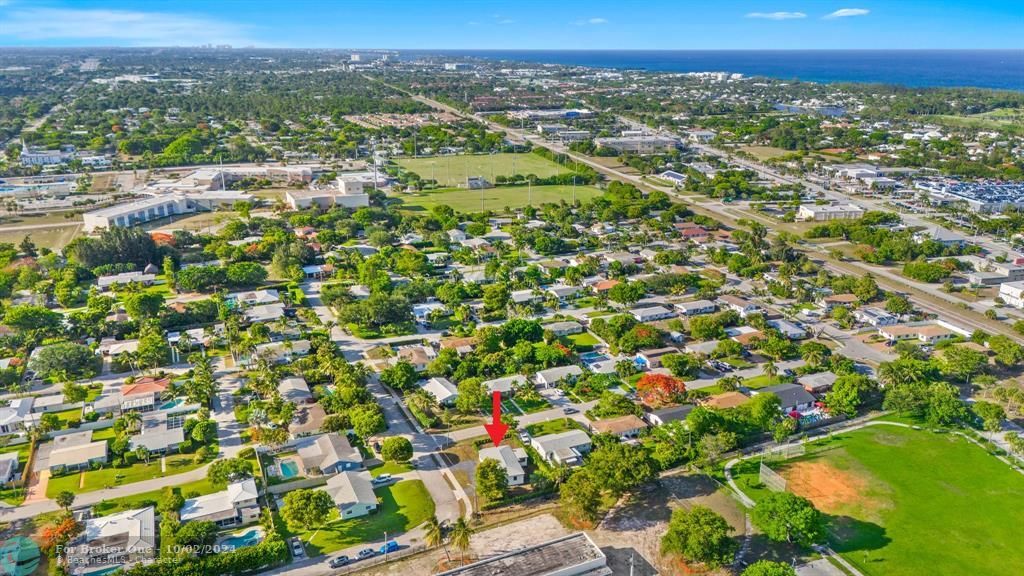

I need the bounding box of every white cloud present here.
[0,8,260,46]
[574,16,609,26]
[823,8,870,19]
[745,11,807,20]
[587,17,608,25]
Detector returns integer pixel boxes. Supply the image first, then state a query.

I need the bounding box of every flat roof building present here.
[436,532,610,576]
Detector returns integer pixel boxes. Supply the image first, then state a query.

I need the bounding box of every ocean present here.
[410,50,1024,91]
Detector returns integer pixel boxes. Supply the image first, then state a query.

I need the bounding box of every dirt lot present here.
[782,460,867,513]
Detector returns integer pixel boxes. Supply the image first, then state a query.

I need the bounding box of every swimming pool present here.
[218,528,264,551]
[83,566,124,576]
[279,460,300,479]
[159,398,185,410]
[580,352,609,364]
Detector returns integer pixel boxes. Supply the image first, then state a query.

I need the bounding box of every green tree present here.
[585,442,657,496]
[752,492,824,546]
[824,374,876,418]
[207,457,254,485]
[475,457,509,502]
[455,378,486,414]
[747,393,781,431]
[123,292,165,321]
[350,404,386,440]
[380,437,413,462]
[137,321,171,369]
[559,469,602,524]
[29,342,97,380]
[660,505,737,569]
[162,256,176,292]
[175,521,218,549]
[742,560,798,576]
[938,346,987,385]
[281,489,335,531]
[380,361,418,391]
[55,490,76,511]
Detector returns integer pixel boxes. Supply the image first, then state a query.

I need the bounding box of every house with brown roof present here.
[439,336,478,356]
[589,415,648,439]
[818,293,859,311]
[703,391,750,410]
[592,279,621,294]
[878,323,956,344]
[119,377,171,413]
[731,330,765,348]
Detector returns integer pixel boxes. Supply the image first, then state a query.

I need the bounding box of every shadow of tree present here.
[601,546,660,576]
[827,514,891,554]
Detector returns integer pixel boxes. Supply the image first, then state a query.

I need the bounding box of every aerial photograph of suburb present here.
[0,1,1021,575]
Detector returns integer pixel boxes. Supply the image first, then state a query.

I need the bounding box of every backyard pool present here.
[218,528,265,551]
[580,352,609,365]
[159,398,186,411]
[278,460,300,479]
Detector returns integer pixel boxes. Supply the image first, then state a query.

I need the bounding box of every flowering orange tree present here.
[636,373,687,407]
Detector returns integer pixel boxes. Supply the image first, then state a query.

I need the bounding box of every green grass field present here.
[732,424,1024,576]
[278,479,434,555]
[389,184,603,213]
[396,153,568,187]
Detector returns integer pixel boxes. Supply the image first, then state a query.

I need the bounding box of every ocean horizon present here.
[407,49,1024,92]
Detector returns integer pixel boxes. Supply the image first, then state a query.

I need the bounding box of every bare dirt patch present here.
[781,460,868,514]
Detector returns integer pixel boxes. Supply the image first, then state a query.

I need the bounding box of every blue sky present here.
[0,0,1020,49]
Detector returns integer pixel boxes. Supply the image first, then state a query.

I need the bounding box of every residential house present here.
[395,345,437,372]
[535,365,583,388]
[65,507,156,575]
[511,289,542,306]
[244,303,287,324]
[49,431,108,473]
[324,471,378,519]
[252,339,311,363]
[413,302,447,325]
[768,319,807,340]
[289,403,327,438]
[631,306,675,323]
[483,374,528,397]
[439,336,477,356]
[589,415,648,440]
[878,323,956,344]
[119,377,171,414]
[717,295,761,318]
[645,404,695,426]
[817,293,859,312]
[478,445,527,486]
[798,371,838,394]
[546,321,583,337]
[296,433,362,474]
[0,451,19,485]
[531,430,592,467]
[129,412,184,455]
[420,377,459,406]
[278,377,313,404]
[634,347,679,370]
[591,279,621,294]
[227,289,280,307]
[914,227,967,247]
[703,391,751,410]
[854,307,899,327]
[547,284,583,303]
[0,397,33,434]
[759,384,817,413]
[96,272,156,290]
[179,479,260,527]
[675,300,717,316]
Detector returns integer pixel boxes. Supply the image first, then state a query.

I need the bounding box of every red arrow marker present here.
[483,391,509,446]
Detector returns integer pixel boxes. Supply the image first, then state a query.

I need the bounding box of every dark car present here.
[329,556,350,568]
[563,406,579,415]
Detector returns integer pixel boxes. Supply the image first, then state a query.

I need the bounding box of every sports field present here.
[732,424,1024,576]
[396,153,568,187]
[390,184,603,212]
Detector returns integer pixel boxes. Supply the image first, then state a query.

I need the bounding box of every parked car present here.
[357,548,376,560]
[372,473,393,485]
[329,556,350,568]
[290,538,304,558]
[563,407,579,415]
[518,431,531,442]
[379,540,399,555]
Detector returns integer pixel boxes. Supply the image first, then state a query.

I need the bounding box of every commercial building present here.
[999,281,1024,309]
[796,203,865,221]
[82,191,254,232]
[285,179,370,210]
[436,532,610,576]
[915,179,1024,213]
[594,136,679,155]
[878,323,957,344]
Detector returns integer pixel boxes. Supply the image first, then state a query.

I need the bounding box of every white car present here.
[372,473,393,485]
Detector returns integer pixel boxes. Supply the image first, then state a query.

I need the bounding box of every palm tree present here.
[450,518,472,566]
[424,515,451,562]
[801,345,826,368]
[123,410,142,433]
[762,360,778,385]
[719,375,743,392]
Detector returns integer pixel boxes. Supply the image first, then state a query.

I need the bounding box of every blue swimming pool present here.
[159,398,185,410]
[279,460,300,479]
[84,566,124,576]
[219,528,264,551]
[580,352,609,364]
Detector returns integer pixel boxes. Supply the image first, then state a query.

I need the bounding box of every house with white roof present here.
[179,479,260,528]
[420,377,459,406]
[535,365,583,388]
[324,471,378,519]
[278,376,313,404]
[296,433,362,474]
[478,445,527,486]
[65,507,156,575]
[0,451,20,485]
[531,430,592,467]
[483,374,529,397]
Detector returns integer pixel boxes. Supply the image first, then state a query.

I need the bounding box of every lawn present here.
[525,418,581,437]
[510,395,550,414]
[395,153,568,187]
[367,461,413,476]
[279,479,435,556]
[46,451,212,497]
[390,184,604,213]
[731,424,1024,576]
[565,331,601,350]
[92,478,221,516]
[742,374,791,390]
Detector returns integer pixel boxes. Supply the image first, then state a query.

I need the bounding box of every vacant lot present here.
[396,153,568,187]
[390,184,603,213]
[732,424,1024,576]
[737,145,791,161]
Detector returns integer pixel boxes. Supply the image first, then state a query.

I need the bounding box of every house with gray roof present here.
[478,445,527,486]
[535,365,583,388]
[179,479,260,527]
[531,430,592,467]
[324,471,378,519]
[296,433,362,474]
